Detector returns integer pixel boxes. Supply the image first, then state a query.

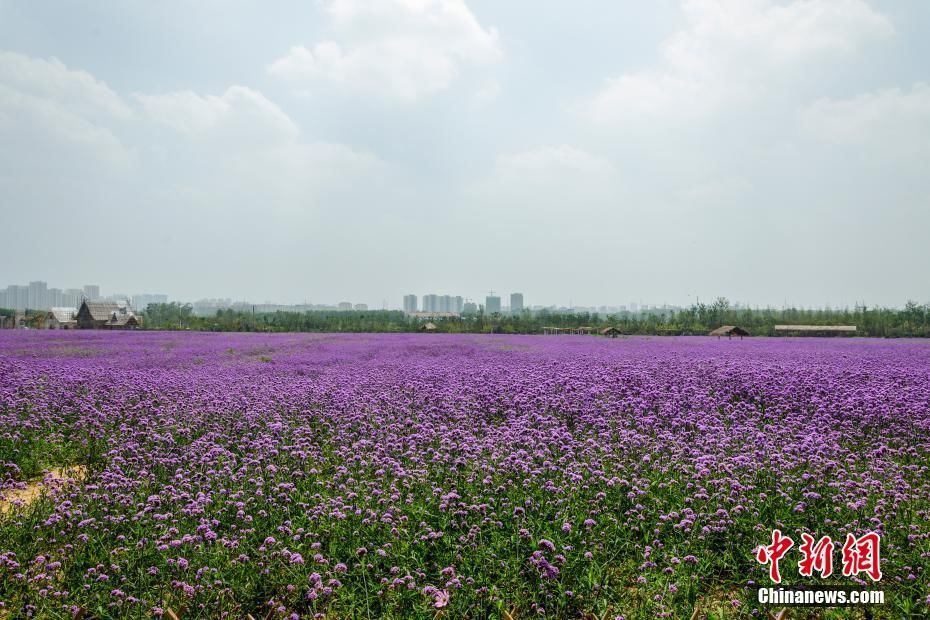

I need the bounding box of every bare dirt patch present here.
[0,466,87,514]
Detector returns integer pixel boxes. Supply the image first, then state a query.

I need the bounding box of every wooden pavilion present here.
[709,325,750,339]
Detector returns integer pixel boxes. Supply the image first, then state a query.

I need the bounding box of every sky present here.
[1,0,928,309]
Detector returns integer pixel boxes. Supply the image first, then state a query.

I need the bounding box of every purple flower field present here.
[1,332,929,619]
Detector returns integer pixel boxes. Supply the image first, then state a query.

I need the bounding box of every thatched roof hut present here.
[601,326,622,338]
[76,300,141,330]
[710,325,749,339]
[420,322,438,332]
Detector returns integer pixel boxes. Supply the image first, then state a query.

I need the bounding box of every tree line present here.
[135,298,930,337]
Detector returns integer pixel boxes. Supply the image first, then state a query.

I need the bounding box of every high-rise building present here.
[422,294,439,313]
[354,303,368,311]
[28,281,47,310]
[510,293,524,314]
[485,295,501,314]
[84,285,101,300]
[48,288,63,307]
[62,289,84,307]
[8,285,28,310]
[413,293,465,315]
[462,301,478,315]
[337,302,352,311]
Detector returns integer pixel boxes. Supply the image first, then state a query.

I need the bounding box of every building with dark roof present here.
[710,325,750,339]
[76,300,141,330]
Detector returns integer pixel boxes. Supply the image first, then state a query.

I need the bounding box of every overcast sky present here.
[1,0,928,309]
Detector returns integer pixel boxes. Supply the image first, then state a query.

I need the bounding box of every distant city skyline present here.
[0,279,167,312]
[0,277,916,313]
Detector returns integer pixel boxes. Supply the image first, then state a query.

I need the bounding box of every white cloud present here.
[589,74,721,126]
[135,84,387,211]
[665,0,893,72]
[234,141,385,206]
[0,51,132,166]
[588,0,893,126]
[800,82,930,149]
[0,51,131,120]
[135,86,299,145]
[0,85,128,164]
[267,0,501,100]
